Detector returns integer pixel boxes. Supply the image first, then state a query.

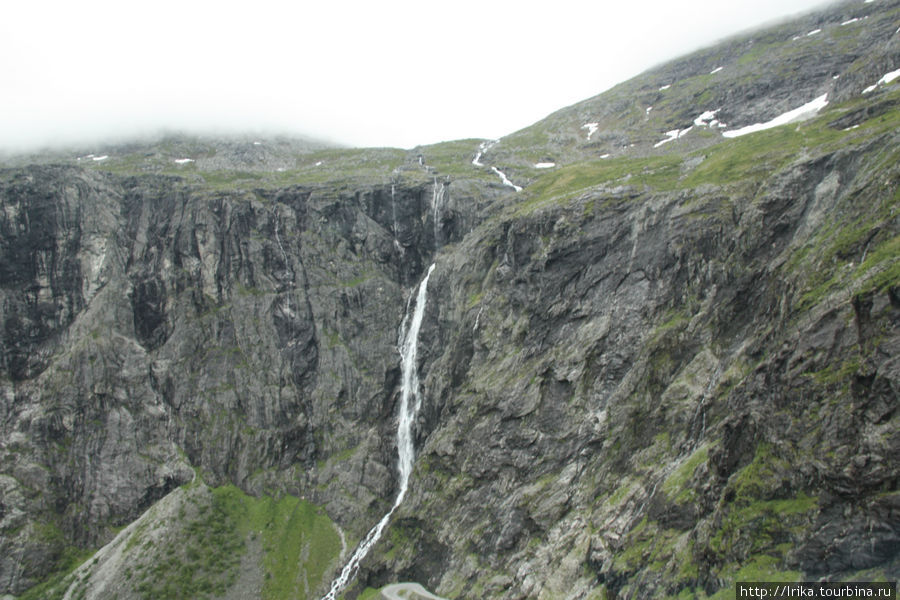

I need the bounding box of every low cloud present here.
[1,0,828,152]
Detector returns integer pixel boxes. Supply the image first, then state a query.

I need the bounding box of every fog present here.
[1,0,834,152]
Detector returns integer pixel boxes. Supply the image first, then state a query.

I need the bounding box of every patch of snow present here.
[792,35,802,41]
[863,68,900,93]
[600,154,611,159]
[833,75,841,79]
[491,167,522,192]
[659,84,671,91]
[253,141,262,146]
[807,29,821,36]
[315,161,323,166]
[534,162,556,169]
[878,68,900,85]
[646,106,653,114]
[710,66,723,74]
[864,0,874,3]
[582,122,599,140]
[654,126,693,148]
[693,110,719,127]
[841,18,859,25]
[722,93,829,138]
[693,109,728,129]
[654,132,678,148]
[843,124,861,131]
[92,155,109,161]
[174,158,194,164]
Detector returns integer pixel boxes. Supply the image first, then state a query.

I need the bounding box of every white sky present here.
[1,0,833,152]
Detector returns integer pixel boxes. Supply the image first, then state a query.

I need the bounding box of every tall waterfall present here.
[391,184,403,255]
[321,263,437,600]
[431,178,446,249]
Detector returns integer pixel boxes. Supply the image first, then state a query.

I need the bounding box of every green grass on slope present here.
[679,95,900,188]
[53,484,342,600]
[786,134,900,311]
[609,443,818,600]
[17,538,96,600]
[233,486,343,600]
[417,138,491,178]
[192,485,342,600]
[510,90,900,217]
[92,146,410,190]
[516,155,683,213]
[131,487,246,599]
[171,485,339,599]
[355,587,383,600]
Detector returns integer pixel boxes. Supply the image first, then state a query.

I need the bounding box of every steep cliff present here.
[0,158,500,597]
[386,126,900,598]
[1,1,898,599]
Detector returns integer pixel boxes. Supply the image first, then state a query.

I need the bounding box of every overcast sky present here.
[1,0,834,152]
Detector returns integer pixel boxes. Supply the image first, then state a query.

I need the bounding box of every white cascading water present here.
[431,178,445,249]
[321,263,437,600]
[391,184,404,255]
[471,140,522,191]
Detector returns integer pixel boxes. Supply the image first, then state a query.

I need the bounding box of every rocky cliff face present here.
[0,162,496,596]
[1,1,899,599]
[384,138,899,598]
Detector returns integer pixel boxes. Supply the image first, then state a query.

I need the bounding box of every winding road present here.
[380,582,449,600]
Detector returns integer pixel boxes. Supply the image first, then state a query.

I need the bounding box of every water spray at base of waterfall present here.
[320,263,436,600]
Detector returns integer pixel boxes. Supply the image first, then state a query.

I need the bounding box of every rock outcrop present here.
[1,1,898,598]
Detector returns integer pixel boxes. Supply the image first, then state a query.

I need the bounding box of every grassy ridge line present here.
[512,90,900,214]
[20,483,343,600]
[86,139,500,190]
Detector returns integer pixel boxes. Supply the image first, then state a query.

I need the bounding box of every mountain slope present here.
[1,1,898,599]
[387,104,900,598]
[485,0,900,180]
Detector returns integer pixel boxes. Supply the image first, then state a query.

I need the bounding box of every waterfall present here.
[471,140,522,192]
[272,211,294,285]
[391,184,404,255]
[321,263,436,600]
[472,139,497,167]
[431,178,446,249]
[490,166,523,192]
[395,263,435,501]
